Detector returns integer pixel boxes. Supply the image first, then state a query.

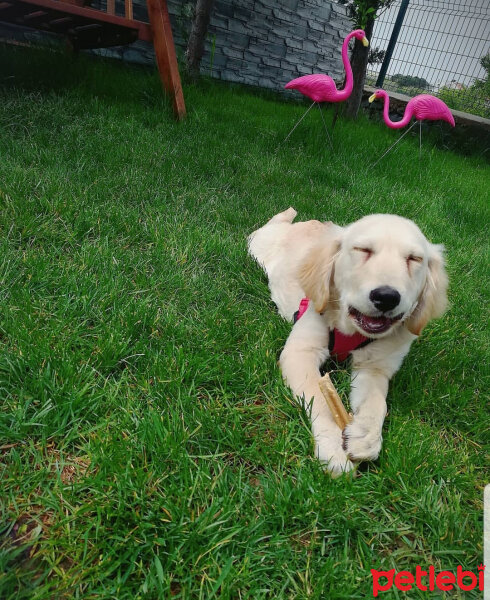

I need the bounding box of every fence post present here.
[375,0,410,88]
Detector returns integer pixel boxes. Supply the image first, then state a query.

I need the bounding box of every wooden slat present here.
[61,0,91,5]
[23,9,47,20]
[146,0,186,120]
[125,0,132,20]
[73,22,101,31]
[49,16,73,25]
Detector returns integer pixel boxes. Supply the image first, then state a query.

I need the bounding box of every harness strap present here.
[293,297,373,362]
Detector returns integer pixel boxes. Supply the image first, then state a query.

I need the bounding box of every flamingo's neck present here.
[336,31,358,101]
[380,92,412,129]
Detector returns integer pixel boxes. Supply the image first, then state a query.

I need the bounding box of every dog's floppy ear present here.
[299,238,341,314]
[406,244,448,336]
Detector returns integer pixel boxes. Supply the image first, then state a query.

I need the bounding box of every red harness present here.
[293,298,372,362]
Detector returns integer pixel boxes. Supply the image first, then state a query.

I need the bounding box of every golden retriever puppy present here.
[248,208,448,476]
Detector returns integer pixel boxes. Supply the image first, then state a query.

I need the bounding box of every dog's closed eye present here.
[353,247,373,260]
[406,254,423,274]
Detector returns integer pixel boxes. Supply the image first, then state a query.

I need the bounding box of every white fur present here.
[248,208,448,476]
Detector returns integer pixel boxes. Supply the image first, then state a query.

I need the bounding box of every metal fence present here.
[368,0,490,119]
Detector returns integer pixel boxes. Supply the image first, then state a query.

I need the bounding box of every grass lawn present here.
[0,46,488,599]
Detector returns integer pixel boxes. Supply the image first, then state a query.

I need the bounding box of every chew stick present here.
[318,372,352,430]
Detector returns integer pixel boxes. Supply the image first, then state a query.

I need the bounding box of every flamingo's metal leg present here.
[370,120,418,168]
[419,120,422,160]
[317,103,334,150]
[283,101,316,143]
[418,120,423,179]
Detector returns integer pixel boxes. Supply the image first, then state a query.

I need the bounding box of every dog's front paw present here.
[315,434,356,477]
[342,419,382,461]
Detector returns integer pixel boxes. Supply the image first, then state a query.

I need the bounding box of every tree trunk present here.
[185,0,215,80]
[344,16,375,119]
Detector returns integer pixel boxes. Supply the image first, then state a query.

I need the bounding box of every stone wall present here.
[0,0,352,94]
[167,0,352,92]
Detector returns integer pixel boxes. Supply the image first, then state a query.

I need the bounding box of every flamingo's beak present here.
[362,37,369,47]
[368,93,377,103]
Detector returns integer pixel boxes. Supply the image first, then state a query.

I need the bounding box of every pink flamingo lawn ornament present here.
[283,29,369,146]
[368,90,455,166]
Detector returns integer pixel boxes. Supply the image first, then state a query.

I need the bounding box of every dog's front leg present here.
[343,337,413,462]
[342,369,389,461]
[280,310,355,476]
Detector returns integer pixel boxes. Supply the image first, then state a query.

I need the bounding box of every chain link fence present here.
[367,0,490,119]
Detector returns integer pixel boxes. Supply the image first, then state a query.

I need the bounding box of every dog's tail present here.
[266,206,297,224]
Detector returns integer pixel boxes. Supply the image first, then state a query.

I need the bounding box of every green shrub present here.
[437,83,489,119]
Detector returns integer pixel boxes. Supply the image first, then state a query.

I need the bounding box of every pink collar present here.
[294,298,372,362]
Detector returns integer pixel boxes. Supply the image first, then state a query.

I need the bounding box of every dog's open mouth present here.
[349,307,404,335]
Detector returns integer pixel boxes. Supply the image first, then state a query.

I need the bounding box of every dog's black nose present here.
[369,286,401,312]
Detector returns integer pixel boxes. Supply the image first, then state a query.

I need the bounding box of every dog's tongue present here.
[360,314,391,333]
[363,315,387,327]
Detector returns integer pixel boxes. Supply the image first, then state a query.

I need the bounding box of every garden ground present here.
[0,46,488,599]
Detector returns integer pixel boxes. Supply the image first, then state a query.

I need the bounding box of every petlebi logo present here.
[371,565,485,597]
[371,483,489,597]
[485,484,490,600]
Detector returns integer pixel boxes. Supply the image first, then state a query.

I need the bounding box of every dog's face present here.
[301,214,448,337]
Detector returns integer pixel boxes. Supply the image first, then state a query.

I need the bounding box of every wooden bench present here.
[0,0,186,119]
